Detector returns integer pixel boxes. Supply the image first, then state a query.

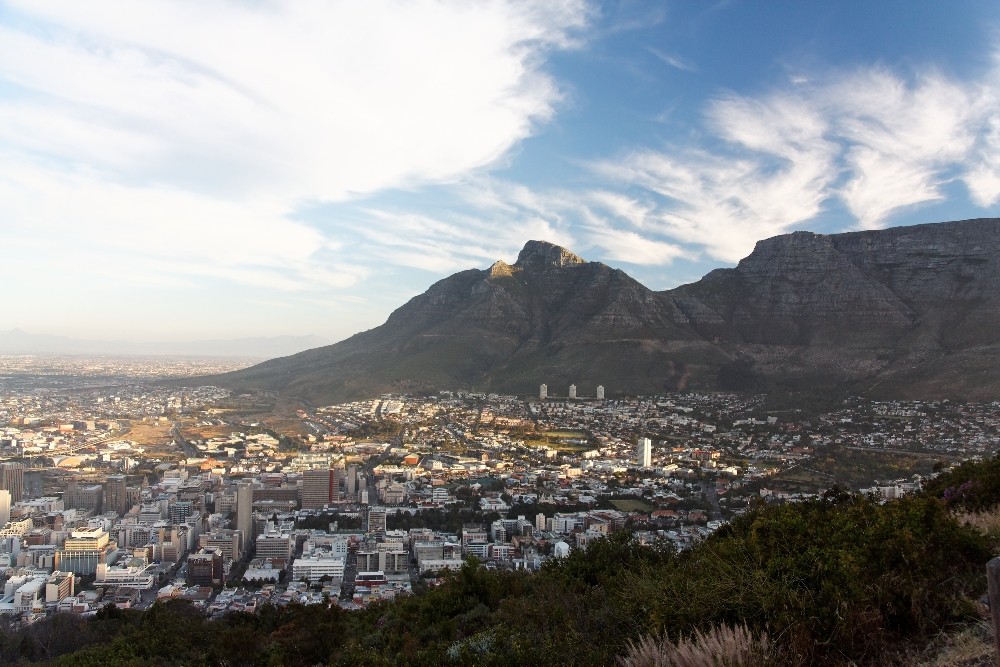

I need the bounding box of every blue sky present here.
[1,0,999,344]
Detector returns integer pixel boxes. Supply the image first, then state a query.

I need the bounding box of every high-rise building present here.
[0,489,10,526]
[169,500,194,525]
[0,462,24,502]
[347,464,358,498]
[637,437,652,468]
[568,384,577,399]
[332,466,345,502]
[236,483,254,553]
[596,385,605,400]
[301,468,336,509]
[187,548,224,586]
[367,506,387,534]
[55,527,110,575]
[104,475,128,516]
[64,480,103,514]
[539,384,548,400]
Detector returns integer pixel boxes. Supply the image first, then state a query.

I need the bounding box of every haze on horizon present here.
[2,0,999,347]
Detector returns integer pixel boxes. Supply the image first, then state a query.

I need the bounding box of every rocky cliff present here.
[205,219,1000,402]
[668,218,1000,398]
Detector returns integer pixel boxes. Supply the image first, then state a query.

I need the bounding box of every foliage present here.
[1,481,994,666]
[924,455,1000,511]
[623,491,988,665]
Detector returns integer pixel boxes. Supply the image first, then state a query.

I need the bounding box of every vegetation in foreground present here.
[5,457,1000,666]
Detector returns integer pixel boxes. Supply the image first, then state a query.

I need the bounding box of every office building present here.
[64,480,103,514]
[301,468,337,509]
[236,483,254,552]
[347,464,358,498]
[596,385,605,400]
[55,527,111,575]
[187,548,224,586]
[103,475,129,516]
[0,462,24,502]
[367,506,387,534]
[568,384,577,399]
[637,437,652,468]
[169,500,194,525]
[0,489,10,526]
[539,384,547,399]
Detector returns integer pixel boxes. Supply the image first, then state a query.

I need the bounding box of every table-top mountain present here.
[203,218,1000,402]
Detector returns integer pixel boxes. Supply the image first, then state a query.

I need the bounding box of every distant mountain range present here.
[203,218,1000,403]
[0,330,330,358]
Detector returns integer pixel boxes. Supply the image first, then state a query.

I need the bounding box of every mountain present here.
[669,218,1000,399]
[0,331,330,358]
[205,218,1000,403]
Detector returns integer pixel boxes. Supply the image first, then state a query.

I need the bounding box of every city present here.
[2,356,998,622]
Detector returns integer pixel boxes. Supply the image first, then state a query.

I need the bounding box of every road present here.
[701,481,723,521]
[171,423,198,459]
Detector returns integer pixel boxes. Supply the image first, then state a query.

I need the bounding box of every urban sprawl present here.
[1,357,999,621]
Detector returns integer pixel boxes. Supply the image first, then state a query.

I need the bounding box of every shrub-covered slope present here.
[4,471,1000,666]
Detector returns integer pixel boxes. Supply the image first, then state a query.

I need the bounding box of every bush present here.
[618,624,772,667]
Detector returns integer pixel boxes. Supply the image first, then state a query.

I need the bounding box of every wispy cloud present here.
[0,0,590,296]
[590,56,1000,260]
[649,47,696,73]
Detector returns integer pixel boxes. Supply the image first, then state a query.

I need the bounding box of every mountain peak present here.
[514,240,585,271]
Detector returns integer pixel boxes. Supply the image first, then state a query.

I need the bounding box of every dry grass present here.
[126,422,174,447]
[955,507,1000,536]
[914,622,994,667]
[618,624,772,667]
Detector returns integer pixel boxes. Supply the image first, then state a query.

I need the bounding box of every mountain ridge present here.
[203,219,1000,402]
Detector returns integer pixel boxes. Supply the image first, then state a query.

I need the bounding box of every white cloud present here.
[649,47,696,73]
[592,58,1000,260]
[0,158,366,292]
[0,1,588,200]
[0,0,590,302]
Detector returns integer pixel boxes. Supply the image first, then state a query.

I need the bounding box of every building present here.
[198,529,243,561]
[596,385,605,400]
[301,468,337,509]
[55,527,112,575]
[45,571,75,604]
[0,463,24,502]
[169,500,194,525]
[292,551,345,583]
[187,548,224,586]
[637,437,652,468]
[255,531,293,562]
[367,506,387,534]
[568,384,577,399]
[64,481,103,514]
[103,475,128,516]
[539,384,548,400]
[0,489,10,526]
[236,482,254,552]
[347,464,358,498]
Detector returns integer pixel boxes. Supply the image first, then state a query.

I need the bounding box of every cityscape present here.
[1,355,997,620]
[3,0,1000,663]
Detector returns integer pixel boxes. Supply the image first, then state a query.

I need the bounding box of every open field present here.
[180,424,234,441]
[611,499,654,512]
[770,445,946,492]
[126,421,174,448]
[543,430,587,439]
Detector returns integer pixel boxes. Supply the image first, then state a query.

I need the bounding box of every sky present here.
[2,0,999,345]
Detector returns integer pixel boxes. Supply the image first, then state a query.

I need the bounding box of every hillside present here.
[4,465,1000,665]
[203,218,1000,403]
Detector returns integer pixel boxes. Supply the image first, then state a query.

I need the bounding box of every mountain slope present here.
[206,218,1000,403]
[668,218,1000,398]
[208,240,726,402]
